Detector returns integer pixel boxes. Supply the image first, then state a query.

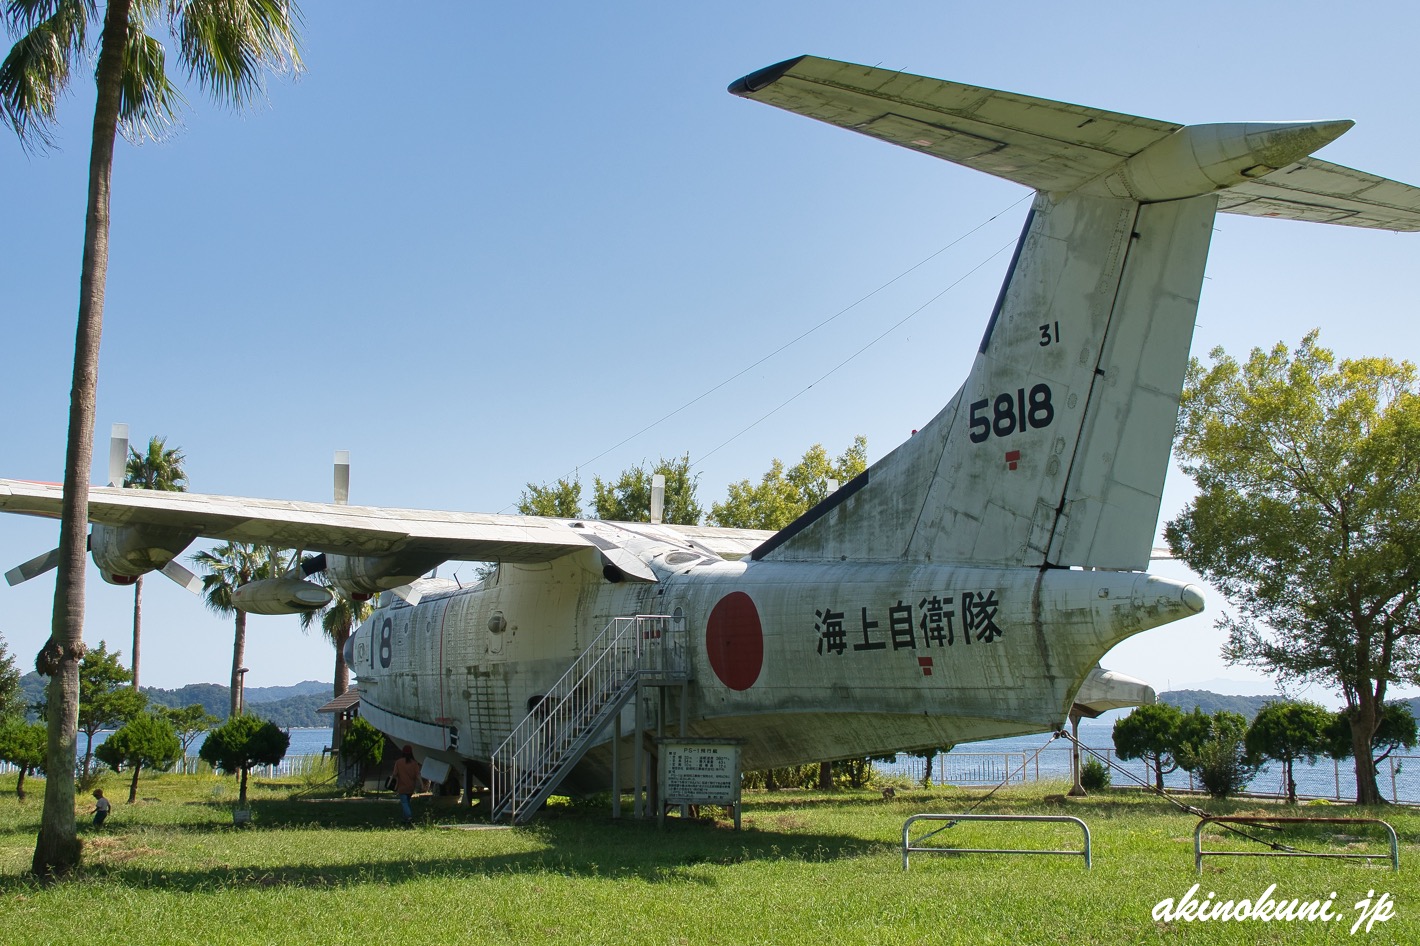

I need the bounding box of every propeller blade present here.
[7,548,61,586]
[109,423,130,487]
[6,547,61,586]
[650,473,665,524]
[391,584,424,607]
[160,559,203,594]
[333,450,350,505]
[6,532,95,586]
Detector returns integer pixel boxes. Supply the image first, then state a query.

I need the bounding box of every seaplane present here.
[5,56,1419,822]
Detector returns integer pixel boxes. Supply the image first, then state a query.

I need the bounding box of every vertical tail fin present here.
[732,57,1384,570]
[754,189,1213,569]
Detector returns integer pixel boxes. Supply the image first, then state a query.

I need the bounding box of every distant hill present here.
[143,681,331,727]
[18,673,332,727]
[1159,689,1420,722]
[244,680,330,703]
[1158,689,1277,719]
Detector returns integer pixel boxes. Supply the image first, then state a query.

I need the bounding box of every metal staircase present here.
[490,614,687,824]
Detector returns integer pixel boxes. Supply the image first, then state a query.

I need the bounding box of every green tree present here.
[710,437,868,529]
[122,434,188,689]
[193,542,285,716]
[2,0,303,878]
[1175,709,1258,799]
[1166,334,1420,805]
[157,703,218,758]
[198,713,289,806]
[1112,702,1186,792]
[0,718,46,800]
[0,632,23,721]
[95,712,180,803]
[1245,701,1333,804]
[70,641,147,779]
[593,454,702,524]
[340,715,384,784]
[1325,703,1418,793]
[517,476,583,518]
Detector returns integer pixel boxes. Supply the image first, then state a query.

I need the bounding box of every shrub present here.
[1080,758,1110,791]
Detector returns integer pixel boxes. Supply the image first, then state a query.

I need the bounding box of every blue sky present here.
[2,1,1418,702]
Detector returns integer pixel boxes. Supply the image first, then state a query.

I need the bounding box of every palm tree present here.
[2,1,302,878]
[299,586,372,755]
[123,435,187,690]
[193,543,284,717]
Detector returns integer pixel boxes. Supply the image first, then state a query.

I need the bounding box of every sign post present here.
[657,738,743,829]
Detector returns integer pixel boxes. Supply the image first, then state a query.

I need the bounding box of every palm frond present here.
[124,434,188,490]
[116,11,180,141]
[0,0,90,147]
[172,0,300,110]
[4,0,94,33]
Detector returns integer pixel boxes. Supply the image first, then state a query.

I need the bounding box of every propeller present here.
[4,423,200,594]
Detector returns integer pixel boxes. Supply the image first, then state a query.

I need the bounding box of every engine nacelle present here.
[231,577,334,615]
[91,522,198,586]
[309,551,446,599]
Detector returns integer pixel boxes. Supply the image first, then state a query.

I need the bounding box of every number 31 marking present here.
[969,383,1054,443]
[1039,322,1060,346]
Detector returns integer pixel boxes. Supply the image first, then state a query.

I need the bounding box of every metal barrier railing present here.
[902,813,1092,870]
[1194,816,1399,873]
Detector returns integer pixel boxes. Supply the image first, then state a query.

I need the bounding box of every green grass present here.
[0,772,1415,944]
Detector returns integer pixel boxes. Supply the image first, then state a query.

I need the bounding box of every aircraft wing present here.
[0,478,774,565]
[1,479,604,564]
[729,55,1181,194]
[1217,156,1420,231]
[658,523,776,560]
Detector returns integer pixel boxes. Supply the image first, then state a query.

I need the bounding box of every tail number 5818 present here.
[969,383,1054,443]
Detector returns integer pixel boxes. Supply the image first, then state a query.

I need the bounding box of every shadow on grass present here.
[0,822,889,894]
[0,791,903,893]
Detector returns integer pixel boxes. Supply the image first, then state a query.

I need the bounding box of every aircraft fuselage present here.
[348,538,1201,784]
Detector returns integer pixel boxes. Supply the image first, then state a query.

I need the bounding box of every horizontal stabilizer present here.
[731,56,1420,231]
[730,56,1179,195]
[1218,156,1420,230]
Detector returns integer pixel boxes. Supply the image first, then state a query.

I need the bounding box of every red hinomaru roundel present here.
[705,591,764,691]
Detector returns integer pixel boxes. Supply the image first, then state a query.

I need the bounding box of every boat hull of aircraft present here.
[348,550,1202,785]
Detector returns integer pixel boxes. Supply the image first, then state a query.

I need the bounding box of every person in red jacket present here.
[392,745,423,827]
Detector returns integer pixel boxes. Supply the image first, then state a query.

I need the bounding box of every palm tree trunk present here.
[334,629,350,697]
[230,611,247,717]
[33,0,133,881]
[331,629,351,755]
[131,576,142,690]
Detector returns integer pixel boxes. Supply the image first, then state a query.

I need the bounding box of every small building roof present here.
[316,688,362,714]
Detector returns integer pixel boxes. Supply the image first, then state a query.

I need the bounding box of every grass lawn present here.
[0,769,1414,944]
